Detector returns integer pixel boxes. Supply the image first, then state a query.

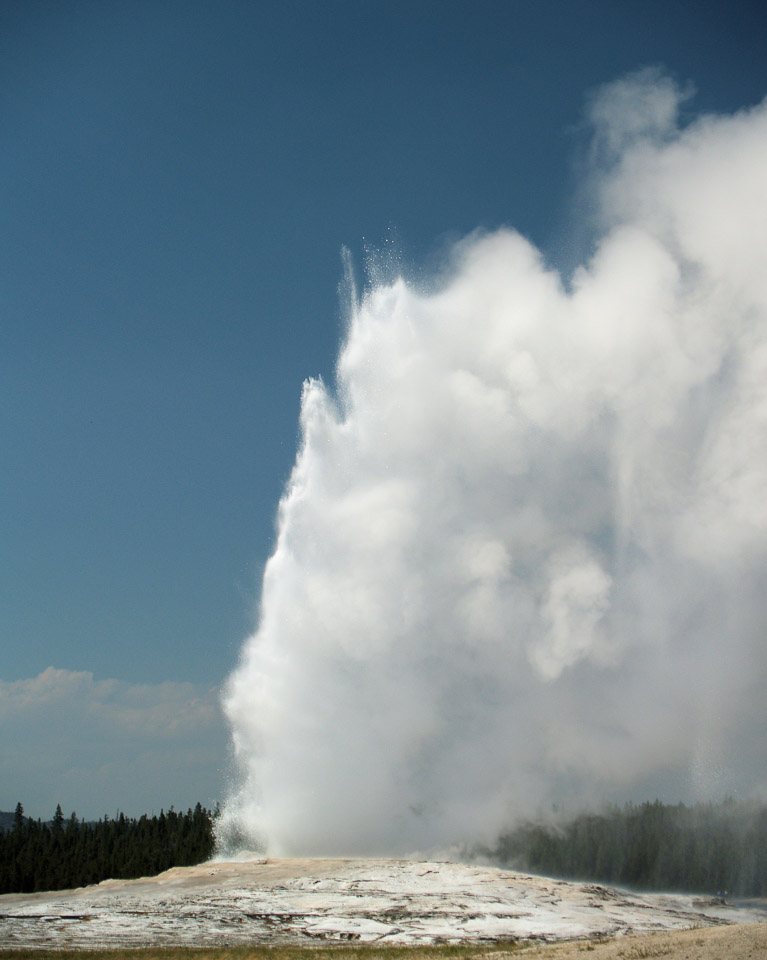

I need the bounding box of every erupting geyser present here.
[218,70,767,857]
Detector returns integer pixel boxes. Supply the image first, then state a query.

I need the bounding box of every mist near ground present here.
[218,69,767,856]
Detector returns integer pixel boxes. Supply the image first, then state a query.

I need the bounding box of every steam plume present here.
[219,70,767,856]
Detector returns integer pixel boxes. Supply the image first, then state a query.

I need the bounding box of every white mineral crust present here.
[0,858,764,949]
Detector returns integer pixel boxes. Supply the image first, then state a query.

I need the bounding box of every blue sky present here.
[3,0,767,820]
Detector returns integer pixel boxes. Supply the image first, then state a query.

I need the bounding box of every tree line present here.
[5,796,767,897]
[0,801,216,894]
[489,798,767,896]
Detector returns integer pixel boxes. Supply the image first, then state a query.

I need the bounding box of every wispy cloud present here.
[0,668,227,819]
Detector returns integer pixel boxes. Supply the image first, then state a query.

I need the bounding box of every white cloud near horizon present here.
[0,667,228,820]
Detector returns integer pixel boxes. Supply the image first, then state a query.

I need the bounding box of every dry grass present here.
[512,922,767,959]
[0,945,520,960]
[1,925,766,960]
[0,946,519,960]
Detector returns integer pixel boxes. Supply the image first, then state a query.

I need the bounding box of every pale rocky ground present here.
[0,858,765,950]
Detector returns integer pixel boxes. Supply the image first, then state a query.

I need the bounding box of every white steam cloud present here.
[220,70,767,856]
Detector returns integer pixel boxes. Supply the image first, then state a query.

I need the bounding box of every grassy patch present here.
[0,944,522,960]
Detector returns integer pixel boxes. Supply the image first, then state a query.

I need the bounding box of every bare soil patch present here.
[514,922,767,959]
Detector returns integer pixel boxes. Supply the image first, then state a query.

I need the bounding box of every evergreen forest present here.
[0,801,215,894]
[4,798,767,897]
[490,798,767,896]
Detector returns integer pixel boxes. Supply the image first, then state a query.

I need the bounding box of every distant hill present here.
[0,811,17,833]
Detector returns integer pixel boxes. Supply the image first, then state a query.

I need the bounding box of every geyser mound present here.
[218,70,767,857]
